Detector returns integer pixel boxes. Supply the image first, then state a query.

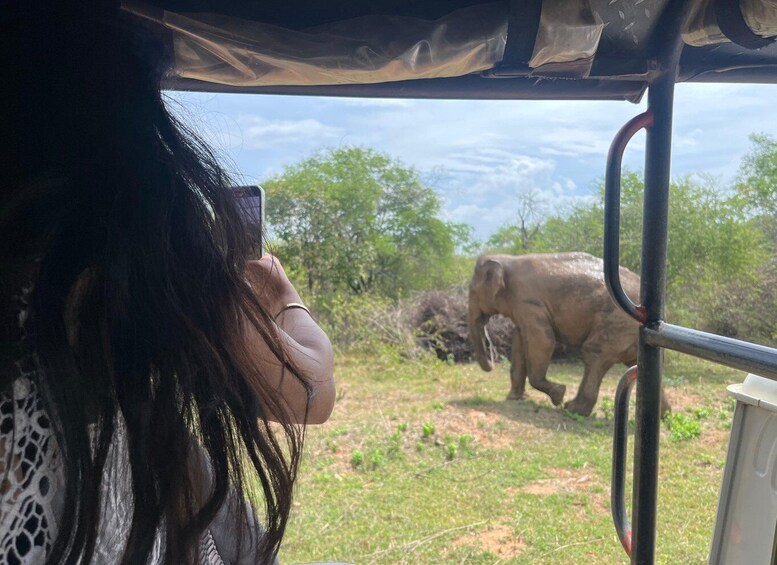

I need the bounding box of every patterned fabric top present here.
[0,281,229,564]
[0,372,234,565]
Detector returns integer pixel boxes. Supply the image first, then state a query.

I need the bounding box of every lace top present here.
[0,283,229,564]
[0,257,280,564]
[0,371,231,565]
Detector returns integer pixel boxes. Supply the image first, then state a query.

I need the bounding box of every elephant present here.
[468,252,670,417]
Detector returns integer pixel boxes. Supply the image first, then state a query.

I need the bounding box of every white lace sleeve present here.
[0,372,227,565]
[0,373,63,565]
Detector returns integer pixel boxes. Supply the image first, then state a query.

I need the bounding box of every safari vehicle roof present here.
[127,0,777,102]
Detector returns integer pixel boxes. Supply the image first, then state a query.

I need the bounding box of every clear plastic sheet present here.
[683,0,777,47]
[159,3,509,87]
[529,0,604,70]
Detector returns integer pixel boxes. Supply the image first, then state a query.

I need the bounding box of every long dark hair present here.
[3,3,308,563]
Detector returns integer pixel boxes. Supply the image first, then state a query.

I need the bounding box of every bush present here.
[410,285,514,362]
[697,258,777,346]
[664,413,702,442]
[311,292,423,357]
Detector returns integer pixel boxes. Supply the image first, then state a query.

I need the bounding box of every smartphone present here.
[233,185,265,257]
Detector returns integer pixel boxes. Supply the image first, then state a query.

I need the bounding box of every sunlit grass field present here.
[280,352,742,564]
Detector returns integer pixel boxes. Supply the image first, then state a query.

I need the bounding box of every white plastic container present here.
[709,374,777,564]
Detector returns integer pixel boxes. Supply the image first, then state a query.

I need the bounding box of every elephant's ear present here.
[477,259,505,298]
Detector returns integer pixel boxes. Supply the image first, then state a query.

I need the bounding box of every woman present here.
[2,2,335,563]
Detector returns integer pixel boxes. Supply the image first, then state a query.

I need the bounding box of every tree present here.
[263,147,467,297]
[737,133,777,243]
[486,189,546,254]
[537,171,766,291]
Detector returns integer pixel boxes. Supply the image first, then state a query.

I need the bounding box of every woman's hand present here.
[240,255,335,425]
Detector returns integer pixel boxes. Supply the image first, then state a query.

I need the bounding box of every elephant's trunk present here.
[468,304,495,372]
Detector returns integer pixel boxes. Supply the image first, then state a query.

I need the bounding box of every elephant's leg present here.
[564,354,612,417]
[507,331,527,400]
[524,325,565,406]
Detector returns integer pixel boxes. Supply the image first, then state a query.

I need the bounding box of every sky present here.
[168,83,777,241]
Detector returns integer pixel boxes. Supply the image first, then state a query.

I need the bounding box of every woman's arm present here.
[241,256,335,425]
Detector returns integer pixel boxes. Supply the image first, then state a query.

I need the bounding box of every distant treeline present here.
[264,135,777,350]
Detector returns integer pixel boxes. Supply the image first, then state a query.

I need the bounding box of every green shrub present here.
[350,450,364,468]
[665,413,702,442]
[369,449,385,468]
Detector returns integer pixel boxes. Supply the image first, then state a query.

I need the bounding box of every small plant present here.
[693,407,711,420]
[458,434,473,455]
[369,448,385,468]
[387,431,403,458]
[665,413,702,442]
[422,422,436,438]
[445,443,457,461]
[599,397,615,420]
[415,441,425,452]
[397,422,409,433]
[351,450,364,468]
[462,395,487,407]
[431,401,445,411]
[562,409,585,423]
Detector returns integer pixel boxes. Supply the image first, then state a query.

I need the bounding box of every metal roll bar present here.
[611,366,638,557]
[604,0,777,560]
[604,110,653,324]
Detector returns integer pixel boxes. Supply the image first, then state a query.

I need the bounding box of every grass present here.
[278,351,742,564]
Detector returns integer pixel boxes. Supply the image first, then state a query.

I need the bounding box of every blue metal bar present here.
[604,111,654,323]
[630,2,692,562]
[643,322,777,380]
[612,366,638,557]
[632,72,674,565]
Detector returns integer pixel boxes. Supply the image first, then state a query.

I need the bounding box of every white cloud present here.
[537,127,612,157]
[336,98,414,108]
[169,83,777,240]
[239,117,343,149]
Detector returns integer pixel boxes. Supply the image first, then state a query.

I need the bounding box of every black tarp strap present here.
[714,0,777,50]
[501,0,543,67]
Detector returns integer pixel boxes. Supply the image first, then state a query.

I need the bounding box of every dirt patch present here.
[452,525,526,559]
[664,388,708,411]
[518,467,598,496]
[422,408,523,450]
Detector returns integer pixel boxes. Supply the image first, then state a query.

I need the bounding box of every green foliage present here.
[421,422,436,438]
[598,397,615,420]
[458,434,474,455]
[534,171,771,341]
[484,188,548,254]
[350,450,364,468]
[737,133,777,221]
[264,146,469,297]
[310,292,421,357]
[664,412,702,442]
[368,448,385,468]
[538,172,766,290]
